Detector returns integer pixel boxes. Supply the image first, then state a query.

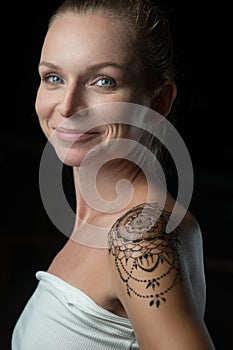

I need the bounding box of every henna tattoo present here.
[108,202,181,308]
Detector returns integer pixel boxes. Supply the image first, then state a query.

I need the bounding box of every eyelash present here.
[41,75,63,85]
[41,74,116,89]
[93,76,116,89]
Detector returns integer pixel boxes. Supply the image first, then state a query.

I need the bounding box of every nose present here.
[59,85,87,118]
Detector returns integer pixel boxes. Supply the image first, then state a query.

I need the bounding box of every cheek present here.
[35,88,57,140]
[116,88,152,110]
[35,87,54,122]
[105,124,130,139]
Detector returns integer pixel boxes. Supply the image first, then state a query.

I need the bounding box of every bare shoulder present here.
[108,202,215,349]
[108,202,182,308]
[178,209,205,275]
[179,209,202,237]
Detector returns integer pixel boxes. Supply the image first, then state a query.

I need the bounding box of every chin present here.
[53,145,85,167]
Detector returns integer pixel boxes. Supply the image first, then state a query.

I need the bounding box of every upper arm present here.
[108,203,215,350]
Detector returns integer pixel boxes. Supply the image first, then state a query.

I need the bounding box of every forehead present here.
[41,14,132,63]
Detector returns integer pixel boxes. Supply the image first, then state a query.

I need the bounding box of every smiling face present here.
[36,13,153,166]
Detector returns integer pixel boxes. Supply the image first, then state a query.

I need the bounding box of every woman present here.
[12,0,216,349]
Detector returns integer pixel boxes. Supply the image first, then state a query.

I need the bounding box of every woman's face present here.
[36,13,152,166]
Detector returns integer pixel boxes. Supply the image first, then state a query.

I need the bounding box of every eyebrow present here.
[38,61,127,72]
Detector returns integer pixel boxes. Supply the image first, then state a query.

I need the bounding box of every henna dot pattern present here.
[108,202,181,308]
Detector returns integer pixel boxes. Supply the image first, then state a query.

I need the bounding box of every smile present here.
[55,128,99,142]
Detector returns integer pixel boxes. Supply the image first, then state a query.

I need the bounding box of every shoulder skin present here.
[108,202,215,350]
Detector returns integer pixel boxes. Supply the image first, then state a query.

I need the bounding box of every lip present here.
[55,127,98,142]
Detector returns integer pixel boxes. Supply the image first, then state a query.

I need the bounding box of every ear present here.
[151,80,177,116]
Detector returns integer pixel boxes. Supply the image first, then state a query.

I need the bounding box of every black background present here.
[1,1,233,349]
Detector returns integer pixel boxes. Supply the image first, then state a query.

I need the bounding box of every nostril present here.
[59,104,89,119]
[59,106,74,118]
[58,108,89,127]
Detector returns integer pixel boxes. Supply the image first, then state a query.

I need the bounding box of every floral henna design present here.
[108,202,181,308]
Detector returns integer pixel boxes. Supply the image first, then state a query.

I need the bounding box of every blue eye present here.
[95,77,115,88]
[43,75,63,84]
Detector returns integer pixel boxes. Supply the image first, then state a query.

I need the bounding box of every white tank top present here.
[11,271,139,350]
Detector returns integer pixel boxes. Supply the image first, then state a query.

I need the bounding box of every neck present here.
[69,159,168,248]
[73,158,146,219]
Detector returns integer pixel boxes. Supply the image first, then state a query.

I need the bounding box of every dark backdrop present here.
[1,1,232,349]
